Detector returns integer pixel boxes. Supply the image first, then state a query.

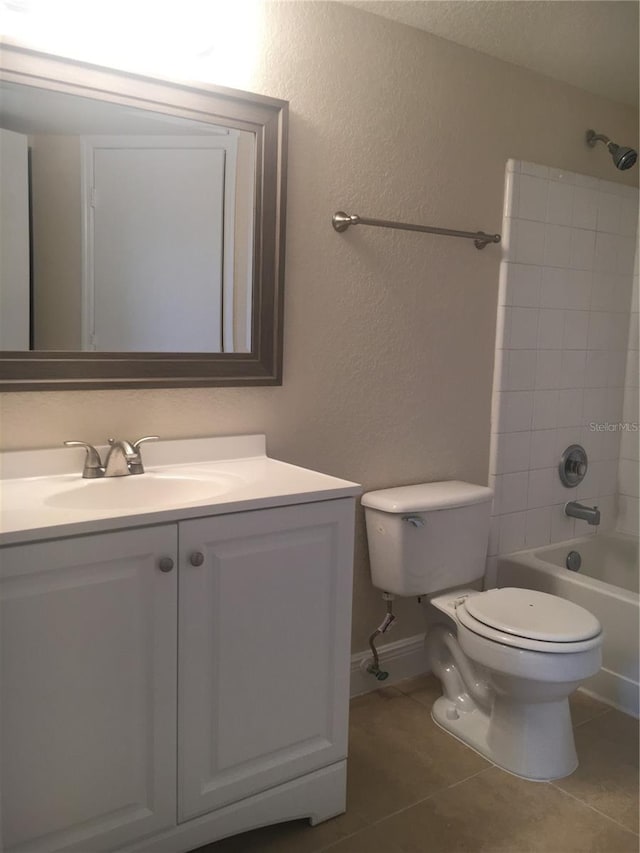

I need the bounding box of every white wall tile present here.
[503,171,519,218]
[569,228,596,270]
[516,174,548,221]
[538,309,564,349]
[488,515,500,556]
[508,263,541,307]
[590,273,616,311]
[544,224,572,268]
[594,232,619,273]
[617,495,640,535]
[513,219,546,265]
[529,429,557,470]
[617,236,637,277]
[495,162,638,554]
[494,471,529,514]
[533,389,559,429]
[556,388,583,427]
[619,197,639,238]
[563,311,589,350]
[546,181,573,226]
[584,350,609,388]
[539,267,567,309]
[521,161,549,179]
[550,504,575,542]
[527,467,555,508]
[492,430,532,474]
[587,312,612,350]
[596,191,621,234]
[565,270,592,310]
[525,506,552,547]
[571,186,598,230]
[560,349,586,389]
[498,511,527,553]
[607,351,627,388]
[494,390,534,433]
[504,349,537,390]
[535,350,562,389]
[507,307,539,349]
[582,388,608,423]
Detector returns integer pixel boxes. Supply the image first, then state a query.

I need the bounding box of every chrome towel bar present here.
[332,211,501,250]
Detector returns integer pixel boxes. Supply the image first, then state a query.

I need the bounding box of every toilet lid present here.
[462,588,601,643]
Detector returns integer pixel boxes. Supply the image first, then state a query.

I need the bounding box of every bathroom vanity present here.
[0,435,360,853]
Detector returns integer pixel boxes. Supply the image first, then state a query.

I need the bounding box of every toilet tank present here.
[361,481,493,597]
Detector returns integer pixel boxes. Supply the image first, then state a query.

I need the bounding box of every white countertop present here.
[0,435,361,546]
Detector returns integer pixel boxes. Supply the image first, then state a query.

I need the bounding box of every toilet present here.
[361,480,603,781]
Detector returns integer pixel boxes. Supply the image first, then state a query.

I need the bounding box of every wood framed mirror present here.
[0,42,287,390]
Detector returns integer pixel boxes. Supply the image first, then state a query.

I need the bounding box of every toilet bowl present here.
[426,587,602,780]
[361,481,603,781]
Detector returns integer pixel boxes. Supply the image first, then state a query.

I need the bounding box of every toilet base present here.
[431,695,578,781]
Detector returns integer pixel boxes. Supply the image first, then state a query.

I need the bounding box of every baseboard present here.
[581,666,639,719]
[350,633,428,697]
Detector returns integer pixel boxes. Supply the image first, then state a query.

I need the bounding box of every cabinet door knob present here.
[190,552,205,567]
[158,557,174,573]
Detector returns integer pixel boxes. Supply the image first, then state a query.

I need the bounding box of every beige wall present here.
[1,3,638,650]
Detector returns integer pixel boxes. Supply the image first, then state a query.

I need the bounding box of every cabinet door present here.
[0,526,177,853]
[178,498,355,821]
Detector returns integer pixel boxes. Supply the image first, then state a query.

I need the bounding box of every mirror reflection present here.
[0,81,255,353]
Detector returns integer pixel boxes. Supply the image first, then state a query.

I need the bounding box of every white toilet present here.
[361,480,603,781]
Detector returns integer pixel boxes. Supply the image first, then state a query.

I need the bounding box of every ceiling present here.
[344,1,639,107]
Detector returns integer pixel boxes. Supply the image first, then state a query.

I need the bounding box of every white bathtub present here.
[497,532,639,717]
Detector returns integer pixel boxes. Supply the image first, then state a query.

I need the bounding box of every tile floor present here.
[196,675,639,853]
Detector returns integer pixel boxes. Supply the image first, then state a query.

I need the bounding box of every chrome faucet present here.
[64,436,159,478]
[564,501,600,526]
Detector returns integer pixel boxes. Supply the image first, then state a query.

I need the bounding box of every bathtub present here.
[497,532,639,718]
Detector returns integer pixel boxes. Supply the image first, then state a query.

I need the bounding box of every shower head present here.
[586,129,638,171]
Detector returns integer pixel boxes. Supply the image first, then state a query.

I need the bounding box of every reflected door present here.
[88,139,226,351]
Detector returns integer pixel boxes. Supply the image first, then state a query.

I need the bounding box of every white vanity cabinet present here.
[0,491,356,853]
[0,526,179,853]
[178,500,354,821]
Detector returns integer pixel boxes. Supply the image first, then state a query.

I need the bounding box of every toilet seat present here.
[456,588,602,654]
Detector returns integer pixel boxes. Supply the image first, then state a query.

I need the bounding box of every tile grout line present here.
[572,706,614,729]
[548,781,639,837]
[315,764,495,853]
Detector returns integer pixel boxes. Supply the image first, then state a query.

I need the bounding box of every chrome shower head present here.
[586,129,638,171]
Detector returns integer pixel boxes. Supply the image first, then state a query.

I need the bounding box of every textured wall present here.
[1,3,638,651]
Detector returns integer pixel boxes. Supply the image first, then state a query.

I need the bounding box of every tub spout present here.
[565,501,600,526]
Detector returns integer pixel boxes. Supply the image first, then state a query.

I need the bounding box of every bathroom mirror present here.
[0,43,287,390]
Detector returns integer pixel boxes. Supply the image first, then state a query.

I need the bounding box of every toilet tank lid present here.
[361,480,493,513]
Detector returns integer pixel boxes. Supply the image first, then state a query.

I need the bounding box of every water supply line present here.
[366,593,396,681]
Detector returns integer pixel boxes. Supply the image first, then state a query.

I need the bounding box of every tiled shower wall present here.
[487,160,639,580]
[618,271,639,535]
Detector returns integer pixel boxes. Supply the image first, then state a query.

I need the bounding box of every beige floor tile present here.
[329,766,639,853]
[199,813,357,853]
[553,708,639,834]
[393,673,442,709]
[568,690,611,728]
[346,688,489,824]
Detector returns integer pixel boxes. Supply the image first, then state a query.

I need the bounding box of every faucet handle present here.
[63,441,104,478]
[132,435,159,450]
[128,436,159,474]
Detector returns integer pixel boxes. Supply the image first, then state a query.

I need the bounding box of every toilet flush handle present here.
[402,515,424,527]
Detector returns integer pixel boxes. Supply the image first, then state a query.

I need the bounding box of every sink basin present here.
[44,472,242,511]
